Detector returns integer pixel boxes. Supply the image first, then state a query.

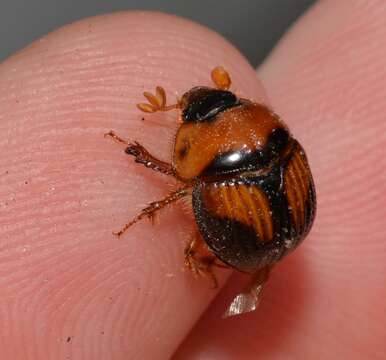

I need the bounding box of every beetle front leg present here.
[105,130,174,176]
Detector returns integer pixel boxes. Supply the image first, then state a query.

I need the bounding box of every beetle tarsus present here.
[113,187,189,237]
[184,234,228,289]
[104,130,129,145]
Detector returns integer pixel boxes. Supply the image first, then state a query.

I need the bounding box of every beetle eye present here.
[177,139,190,159]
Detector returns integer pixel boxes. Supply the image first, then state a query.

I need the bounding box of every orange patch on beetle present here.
[173,102,287,181]
[199,182,274,244]
[284,146,312,233]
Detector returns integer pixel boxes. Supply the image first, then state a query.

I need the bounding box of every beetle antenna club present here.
[137,86,179,113]
[211,66,231,90]
[106,66,316,318]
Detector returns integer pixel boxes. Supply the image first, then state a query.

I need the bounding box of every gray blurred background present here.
[0,0,316,66]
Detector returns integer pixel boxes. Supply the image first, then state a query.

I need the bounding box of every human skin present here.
[0,1,384,359]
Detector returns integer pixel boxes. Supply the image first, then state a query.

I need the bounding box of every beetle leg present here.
[137,86,180,113]
[211,66,231,90]
[113,187,189,237]
[223,266,272,318]
[125,141,174,175]
[104,131,174,176]
[184,234,227,289]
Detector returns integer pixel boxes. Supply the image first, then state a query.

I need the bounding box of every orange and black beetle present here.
[106,67,316,316]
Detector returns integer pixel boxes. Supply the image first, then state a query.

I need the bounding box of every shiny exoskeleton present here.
[106,66,316,316]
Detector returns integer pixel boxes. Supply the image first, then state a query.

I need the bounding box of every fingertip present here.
[0,11,268,359]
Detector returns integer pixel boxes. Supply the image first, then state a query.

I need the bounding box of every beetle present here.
[105,66,316,316]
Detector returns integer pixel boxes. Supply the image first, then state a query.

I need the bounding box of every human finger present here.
[0,11,268,359]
